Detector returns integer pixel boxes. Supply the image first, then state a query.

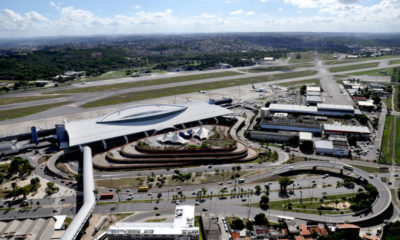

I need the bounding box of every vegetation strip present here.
[381,115,394,164]
[0,101,72,121]
[0,95,67,106]
[329,62,379,73]
[349,68,393,76]
[82,70,317,108]
[45,71,243,94]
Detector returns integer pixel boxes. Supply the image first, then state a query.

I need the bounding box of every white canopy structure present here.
[193,126,209,140]
[158,132,188,144]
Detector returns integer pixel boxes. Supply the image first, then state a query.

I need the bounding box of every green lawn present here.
[0,101,71,121]
[0,95,67,105]
[195,216,204,240]
[329,62,379,73]
[382,94,392,109]
[85,69,131,81]
[350,68,393,76]
[45,71,244,94]
[289,52,314,63]
[396,117,400,164]
[278,79,320,87]
[319,54,337,61]
[390,59,400,65]
[381,115,394,164]
[261,193,357,215]
[82,70,318,108]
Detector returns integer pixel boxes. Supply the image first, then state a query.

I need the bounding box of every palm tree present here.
[116,188,121,202]
[93,189,98,201]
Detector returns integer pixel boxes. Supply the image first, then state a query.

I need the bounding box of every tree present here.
[300,85,307,95]
[254,185,261,195]
[254,213,268,226]
[356,114,369,126]
[231,218,245,230]
[279,177,292,192]
[246,220,254,231]
[259,195,269,210]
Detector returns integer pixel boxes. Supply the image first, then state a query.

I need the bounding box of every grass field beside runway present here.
[82,70,318,108]
[289,52,314,63]
[45,71,244,94]
[329,62,379,73]
[0,95,67,105]
[0,101,72,121]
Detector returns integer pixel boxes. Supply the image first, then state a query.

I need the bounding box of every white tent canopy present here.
[193,126,209,140]
[158,132,188,144]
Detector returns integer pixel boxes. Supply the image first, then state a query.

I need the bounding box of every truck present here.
[138,186,149,192]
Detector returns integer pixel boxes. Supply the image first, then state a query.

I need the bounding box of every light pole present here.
[300,191,303,204]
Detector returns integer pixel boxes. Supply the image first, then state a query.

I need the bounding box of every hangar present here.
[58,102,232,148]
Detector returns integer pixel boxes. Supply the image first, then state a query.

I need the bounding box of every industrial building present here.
[107,205,199,240]
[58,102,232,149]
[260,115,321,134]
[323,124,370,138]
[262,103,356,117]
[306,95,322,105]
[248,130,298,142]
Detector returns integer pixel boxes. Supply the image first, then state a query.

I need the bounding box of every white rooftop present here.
[317,104,355,111]
[324,124,371,134]
[107,205,198,236]
[65,102,232,147]
[299,132,313,141]
[315,140,333,149]
[307,86,321,92]
[358,100,375,107]
[306,96,322,102]
[268,104,318,113]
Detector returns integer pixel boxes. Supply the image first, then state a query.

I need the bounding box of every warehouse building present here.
[248,130,298,142]
[261,103,356,117]
[107,205,199,240]
[306,95,322,105]
[323,124,370,138]
[260,116,321,134]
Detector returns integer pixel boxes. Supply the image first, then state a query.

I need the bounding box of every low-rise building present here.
[314,139,349,157]
[107,205,199,240]
[323,124,370,138]
[248,130,298,142]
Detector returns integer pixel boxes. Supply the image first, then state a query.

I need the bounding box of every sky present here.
[0,0,400,38]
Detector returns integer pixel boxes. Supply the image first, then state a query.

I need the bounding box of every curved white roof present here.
[65,102,232,147]
[97,104,187,123]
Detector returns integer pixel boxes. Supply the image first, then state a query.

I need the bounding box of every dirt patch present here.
[322,201,350,210]
[38,156,49,165]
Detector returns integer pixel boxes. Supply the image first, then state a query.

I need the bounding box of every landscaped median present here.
[81,70,318,108]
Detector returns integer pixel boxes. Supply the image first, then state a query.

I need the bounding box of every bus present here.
[138,186,149,192]
[343,165,353,171]
[238,178,245,184]
[99,193,114,200]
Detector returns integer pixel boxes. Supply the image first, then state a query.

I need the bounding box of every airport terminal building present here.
[57,102,233,149]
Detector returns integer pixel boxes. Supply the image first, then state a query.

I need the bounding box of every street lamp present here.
[300,191,303,203]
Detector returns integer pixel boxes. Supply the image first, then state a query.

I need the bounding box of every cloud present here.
[278,8,283,11]
[134,5,142,9]
[230,9,255,16]
[260,0,269,2]
[225,0,231,3]
[49,1,60,11]
[230,9,244,15]
[1,1,400,37]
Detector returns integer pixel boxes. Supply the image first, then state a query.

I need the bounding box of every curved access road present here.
[266,161,392,225]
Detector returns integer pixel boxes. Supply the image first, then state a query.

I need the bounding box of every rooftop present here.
[324,124,370,134]
[307,86,321,92]
[64,102,232,147]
